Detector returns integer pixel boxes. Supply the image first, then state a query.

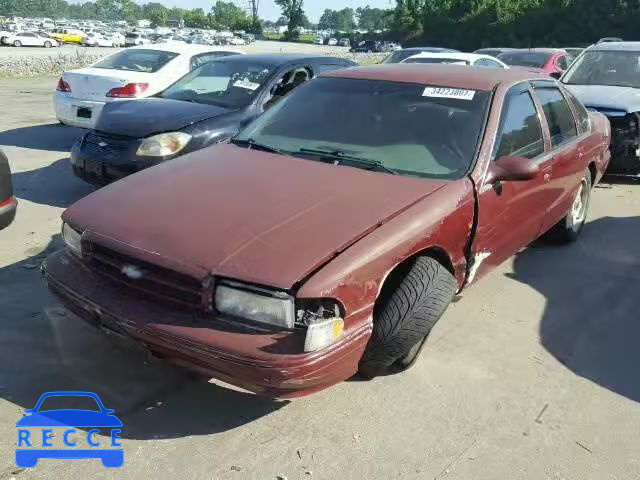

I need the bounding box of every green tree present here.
[211,1,250,30]
[274,0,305,39]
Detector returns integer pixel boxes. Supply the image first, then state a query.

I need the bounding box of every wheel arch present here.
[374,246,457,310]
[587,161,597,187]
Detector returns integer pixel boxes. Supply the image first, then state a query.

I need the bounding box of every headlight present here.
[62,223,82,256]
[215,282,295,328]
[136,132,192,157]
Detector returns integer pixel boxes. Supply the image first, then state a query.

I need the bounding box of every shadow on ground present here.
[510,216,640,403]
[0,124,84,152]
[12,158,95,208]
[0,236,287,441]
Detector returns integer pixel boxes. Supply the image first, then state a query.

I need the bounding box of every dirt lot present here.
[1,77,639,480]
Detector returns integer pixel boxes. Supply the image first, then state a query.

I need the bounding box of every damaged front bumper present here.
[607,112,640,175]
[42,250,372,398]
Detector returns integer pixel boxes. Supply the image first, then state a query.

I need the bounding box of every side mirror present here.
[549,71,562,79]
[487,156,540,183]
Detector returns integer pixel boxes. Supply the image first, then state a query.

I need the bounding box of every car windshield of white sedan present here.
[562,50,640,88]
[235,78,490,179]
[404,57,470,65]
[161,60,272,108]
[93,49,179,73]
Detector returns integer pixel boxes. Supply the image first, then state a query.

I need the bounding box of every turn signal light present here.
[56,77,71,92]
[106,83,149,98]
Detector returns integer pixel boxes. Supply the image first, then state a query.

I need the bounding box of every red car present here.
[43,65,610,398]
[498,48,574,77]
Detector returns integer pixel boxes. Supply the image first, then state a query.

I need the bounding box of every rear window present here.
[498,51,552,68]
[93,49,178,73]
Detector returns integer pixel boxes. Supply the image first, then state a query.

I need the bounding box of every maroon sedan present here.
[43,65,610,398]
[498,48,574,77]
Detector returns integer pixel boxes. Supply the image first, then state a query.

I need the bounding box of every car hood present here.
[564,84,640,115]
[64,144,448,289]
[96,98,234,138]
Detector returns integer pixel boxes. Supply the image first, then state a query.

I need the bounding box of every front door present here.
[469,83,555,284]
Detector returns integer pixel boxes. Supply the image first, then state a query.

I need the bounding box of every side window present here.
[556,55,569,70]
[263,66,312,110]
[475,58,504,69]
[494,88,545,160]
[534,86,578,147]
[190,52,236,70]
[563,88,590,133]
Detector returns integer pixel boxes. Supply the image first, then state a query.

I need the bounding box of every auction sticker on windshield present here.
[233,80,260,90]
[422,87,476,100]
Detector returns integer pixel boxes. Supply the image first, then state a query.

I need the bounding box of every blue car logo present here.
[16,391,123,468]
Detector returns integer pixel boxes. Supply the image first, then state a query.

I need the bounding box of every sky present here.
[131,0,396,22]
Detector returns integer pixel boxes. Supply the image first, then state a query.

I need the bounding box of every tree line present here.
[2,0,638,47]
[392,0,640,50]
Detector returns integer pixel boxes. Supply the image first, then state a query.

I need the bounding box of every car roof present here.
[130,43,244,55]
[590,41,640,51]
[404,52,500,62]
[322,63,546,91]
[214,53,353,65]
[503,48,564,54]
[399,46,458,53]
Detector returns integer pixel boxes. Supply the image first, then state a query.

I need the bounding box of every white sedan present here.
[4,32,59,48]
[401,52,509,69]
[81,33,119,48]
[54,43,244,129]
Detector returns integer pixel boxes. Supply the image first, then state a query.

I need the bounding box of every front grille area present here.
[84,241,209,311]
[83,131,138,157]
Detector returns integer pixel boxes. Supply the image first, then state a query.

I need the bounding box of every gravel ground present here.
[0,41,386,77]
[1,77,640,479]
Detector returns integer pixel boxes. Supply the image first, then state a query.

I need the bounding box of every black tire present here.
[14,40,22,47]
[44,41,52,48]
[358,256,457,379]
[546,168,592,243]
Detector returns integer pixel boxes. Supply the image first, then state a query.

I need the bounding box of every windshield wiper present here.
[231,138,286,155]
[298,148,398,175]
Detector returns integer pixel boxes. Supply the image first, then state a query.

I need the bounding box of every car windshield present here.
[235,78,489,179]
[93,49,178,73]
[562,50,640,88]
[404,57,469,65]
[161,59,272,108]
[498,51,552,68]
[382,50,420,63]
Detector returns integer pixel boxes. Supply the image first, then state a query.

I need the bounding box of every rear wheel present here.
[358,256,457,378]
[14,40,22,47]
[547,168,592,243]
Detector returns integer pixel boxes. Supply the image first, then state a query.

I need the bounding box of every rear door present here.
[469,82,553,283]
[530,81,582,233]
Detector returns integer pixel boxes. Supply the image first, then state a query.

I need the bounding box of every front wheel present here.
[547,168,592,243]
[44,41,52,48]
[14,40,22,47]
[358,256,457,378]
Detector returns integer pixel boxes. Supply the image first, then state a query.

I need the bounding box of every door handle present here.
[543,173,551,182]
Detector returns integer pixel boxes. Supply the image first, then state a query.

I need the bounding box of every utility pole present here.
[249,0,259,22]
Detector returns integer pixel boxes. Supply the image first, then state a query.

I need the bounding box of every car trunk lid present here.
[63,67,152,102]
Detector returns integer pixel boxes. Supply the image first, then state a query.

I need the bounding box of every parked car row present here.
[37,40,628,398]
